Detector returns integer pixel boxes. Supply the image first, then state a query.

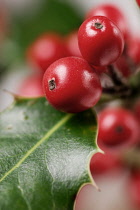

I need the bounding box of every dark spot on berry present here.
[48,78,56,90]
[94,22,103,29]
[115,126,123,133]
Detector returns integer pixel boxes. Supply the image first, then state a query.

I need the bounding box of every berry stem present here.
[103,86,131,98]
[104,64,132,97]
[108,64,125,86]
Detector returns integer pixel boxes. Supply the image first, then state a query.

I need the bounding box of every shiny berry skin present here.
[18,75,44,97]
[43,57,102,113]
[65,31,82,57]
[26,33,67,73]
[127,37,140,65]
[128,172,140,208]
[78,16,124,67]
[85,4,128,39]
[98,108,139,151]
[90,152,120,176]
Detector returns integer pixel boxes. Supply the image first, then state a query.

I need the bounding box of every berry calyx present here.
[78,16,124,67]
[26,33,67,73]
[43,56,102,113]
[98,107,139,151]
[85,4,128,39]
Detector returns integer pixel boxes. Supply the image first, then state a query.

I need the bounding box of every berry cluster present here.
[42,12,125,112]
[19,3,140,208]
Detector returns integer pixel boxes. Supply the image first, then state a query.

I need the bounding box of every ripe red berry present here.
[115,55,132,78]
[26,33,67,73]
[43,57,102,113]
[85,4,128,39]
[78,16,124,67]
[136,0,140,7]
[90,152,120,176]
[128,172,140,209]
[65,31,82,57]
[127,37,140,65]
[98,107,139,151]
[18,75,44,97]
[133,100,140,124]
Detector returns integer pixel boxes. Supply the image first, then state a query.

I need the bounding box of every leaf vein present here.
[18,172,32,210]
[0,113,73,183]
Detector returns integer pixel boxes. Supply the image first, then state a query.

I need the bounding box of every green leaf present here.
[0,97,98,210]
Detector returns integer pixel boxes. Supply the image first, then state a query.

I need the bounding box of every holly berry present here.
[98,107,139,151]
[43,56,102,113]
[26,33,67,73]
[128,172,140,209]
[85,4,128,39]
[65,31,82,57]
[78,16,124,67]
[18,74,44,97]
[136,0,140,7]
[90,152,120,176]
[127,37,140,65]
[115,55,132,78]
[134,100,140,124]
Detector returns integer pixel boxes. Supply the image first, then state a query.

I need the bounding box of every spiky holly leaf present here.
[0,97,98,210]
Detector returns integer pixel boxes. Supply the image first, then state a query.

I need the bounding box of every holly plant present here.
[0,0,140,209]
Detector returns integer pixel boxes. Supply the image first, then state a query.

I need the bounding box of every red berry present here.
[115,55,132,78]
[90,152,120,176]
[136,0,140,7]
[78,16,124,66]
[85,4,128,39]
[134,100,140,124]
[18,75,44,97]
[98,108,139,151]
[127,37,140,65]
[43,57,102,113]
[26,33,67,73]
[128,172,140,209]
[65,31,82,57]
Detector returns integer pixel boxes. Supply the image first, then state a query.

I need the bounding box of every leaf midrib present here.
[0,113,73,183]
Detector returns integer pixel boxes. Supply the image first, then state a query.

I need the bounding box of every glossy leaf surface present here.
[0,97,98,210]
